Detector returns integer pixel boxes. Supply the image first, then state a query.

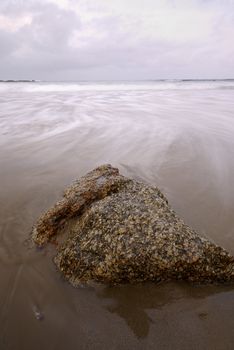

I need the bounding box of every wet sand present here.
[1,81,234,349]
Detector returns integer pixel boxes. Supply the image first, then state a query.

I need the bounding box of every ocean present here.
[1,80,234,349]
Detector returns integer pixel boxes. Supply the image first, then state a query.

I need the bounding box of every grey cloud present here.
[27,4,80,52]
[0,0,234,79]
[0,1,82,77]
[0,29,20,57]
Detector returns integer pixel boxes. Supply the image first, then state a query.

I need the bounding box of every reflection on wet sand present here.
[97,282,234,339]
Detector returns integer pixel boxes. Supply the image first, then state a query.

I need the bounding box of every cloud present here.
[0,0,234,79]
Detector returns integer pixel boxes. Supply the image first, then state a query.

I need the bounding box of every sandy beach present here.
[1,80,234,349]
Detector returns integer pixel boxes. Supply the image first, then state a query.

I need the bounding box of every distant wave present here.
[217,85,234,90]
[0,80,234,93]
[0,79,37,83]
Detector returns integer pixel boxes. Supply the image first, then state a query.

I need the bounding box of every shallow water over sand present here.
[1,80,234,349]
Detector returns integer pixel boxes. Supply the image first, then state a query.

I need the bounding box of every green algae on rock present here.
[32,164,234,286]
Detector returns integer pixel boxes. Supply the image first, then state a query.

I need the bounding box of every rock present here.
[32,164,234,286]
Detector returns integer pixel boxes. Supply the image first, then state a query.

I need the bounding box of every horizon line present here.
[1,78,234,83]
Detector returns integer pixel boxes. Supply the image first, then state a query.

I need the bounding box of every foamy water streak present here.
[1,81,234,349]
[1,80,234,244]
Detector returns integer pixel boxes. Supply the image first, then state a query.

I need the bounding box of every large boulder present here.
[32,164,234,286]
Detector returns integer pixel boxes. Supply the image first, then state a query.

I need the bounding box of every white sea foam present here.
[0,80,234,93]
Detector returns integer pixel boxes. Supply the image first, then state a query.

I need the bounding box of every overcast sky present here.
[0,0,234,80]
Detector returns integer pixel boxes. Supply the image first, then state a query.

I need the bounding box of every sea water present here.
[1,80,234,349]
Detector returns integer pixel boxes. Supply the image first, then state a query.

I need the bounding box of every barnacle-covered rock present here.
[32,164,234,285]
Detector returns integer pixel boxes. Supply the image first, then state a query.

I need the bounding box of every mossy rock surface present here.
[32,164,234,286]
